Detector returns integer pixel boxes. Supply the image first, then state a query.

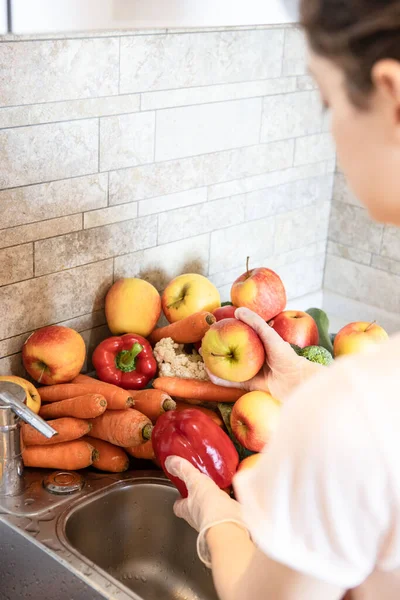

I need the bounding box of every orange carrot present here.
[149,311,216,345]
[128,389,176,423]
[174,401,224,427]
[39,394,107,420]
[22,417,91,446]
[153,377,243,403]
[89,409,153,448]
[22,440,97,470]
[125,439,155,461]
[82,437,129,473]
[39,380,133,410]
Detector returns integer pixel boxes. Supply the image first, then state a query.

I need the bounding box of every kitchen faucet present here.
[0,381,57,497]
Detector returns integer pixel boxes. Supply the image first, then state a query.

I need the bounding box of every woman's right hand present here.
[208,307,323,401]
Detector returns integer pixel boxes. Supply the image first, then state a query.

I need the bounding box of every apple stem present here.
[246,256,250,278]
[365,321,376,332]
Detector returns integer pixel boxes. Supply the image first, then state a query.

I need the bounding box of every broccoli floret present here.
[300,345,334,366]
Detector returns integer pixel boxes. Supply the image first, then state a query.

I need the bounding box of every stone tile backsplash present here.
[0,24,334,376]
[325,169,400,311]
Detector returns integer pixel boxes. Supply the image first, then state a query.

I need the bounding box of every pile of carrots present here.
[22,375,178,473]
[22,373,244,473]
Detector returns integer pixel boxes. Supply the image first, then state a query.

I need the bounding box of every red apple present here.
[334,321,388,357]
[269,310,319,348]
[231,261,286,321]
[22,325,86,385]
[213,305,237,321]
[231,391,281,452]
[201,318,265,383]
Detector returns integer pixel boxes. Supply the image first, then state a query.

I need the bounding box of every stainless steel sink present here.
[0,470,218,600]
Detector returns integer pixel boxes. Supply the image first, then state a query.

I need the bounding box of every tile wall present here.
[325,170,400,317]
[0,25,334,375]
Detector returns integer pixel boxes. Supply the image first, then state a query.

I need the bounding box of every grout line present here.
[0,155,333,221]
[0,24,295,45]
[97,118,101,172]
[291,138,296,167]
[0,137,315,194]
[0,76,297,113]
[0,91,296,130]
[258,97,264,144]
[32,241,35,277]
[0,257,113,290]
[153,111,157,162]
[3,211,286,286]
[0,161,333,241]
[118,37,121,95]
[206,232,212,277]
[280,28,286,78]
[0,309,108,354]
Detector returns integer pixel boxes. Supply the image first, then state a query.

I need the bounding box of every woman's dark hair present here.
[300,0,400,105]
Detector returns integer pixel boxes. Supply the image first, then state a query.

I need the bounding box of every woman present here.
[165,2,400,599]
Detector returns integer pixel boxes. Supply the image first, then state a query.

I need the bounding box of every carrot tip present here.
[127,397,134,407]
[162,399,176,412]
[92,449,100,463]
[142,423,153,441]
[100,399,107,407]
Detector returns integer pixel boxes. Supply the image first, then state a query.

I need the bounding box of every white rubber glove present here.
[166,456,249,567]
[208,307,323,400]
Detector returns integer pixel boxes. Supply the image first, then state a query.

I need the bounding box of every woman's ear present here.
[372,59,400,131]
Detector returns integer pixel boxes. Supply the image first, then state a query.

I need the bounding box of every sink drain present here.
[43,471,85,495]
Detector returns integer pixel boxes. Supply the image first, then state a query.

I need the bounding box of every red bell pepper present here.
[92,334,157,390]
[152,408,239,497]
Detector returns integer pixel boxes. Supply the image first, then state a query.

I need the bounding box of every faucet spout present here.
[0,381,57,497]
[0,382,57,438]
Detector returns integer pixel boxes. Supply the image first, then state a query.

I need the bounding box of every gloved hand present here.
[208,307,322,400]
[166,456,249,567]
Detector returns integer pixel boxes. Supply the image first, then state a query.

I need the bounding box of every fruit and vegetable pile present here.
[4,259,389,495]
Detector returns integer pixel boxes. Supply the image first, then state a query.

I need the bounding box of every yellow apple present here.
[202,318,265,383]
[162,273,220,323]
[105,278,161,336]
[334,321,389,357]
[236,453,263,473]
[0,375,41,414]
[22,326,86,385]
[231,390,281,452]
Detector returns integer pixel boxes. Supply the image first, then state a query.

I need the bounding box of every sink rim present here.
[55,471,178,600]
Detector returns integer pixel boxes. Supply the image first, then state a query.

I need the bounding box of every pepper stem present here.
[246,256,250,278]
[115,343,143,373]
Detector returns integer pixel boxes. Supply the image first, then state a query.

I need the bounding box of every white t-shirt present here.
[234,333,400,599]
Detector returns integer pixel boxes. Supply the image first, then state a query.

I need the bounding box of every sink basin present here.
[0,470,218,600]
[59,477,218,600]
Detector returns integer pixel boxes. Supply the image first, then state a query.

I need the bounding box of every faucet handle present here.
[0,381,57,439]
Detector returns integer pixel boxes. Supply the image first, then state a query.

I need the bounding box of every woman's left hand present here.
[165,456,244,533]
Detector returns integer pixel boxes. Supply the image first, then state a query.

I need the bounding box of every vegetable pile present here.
[4,263,387,492]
